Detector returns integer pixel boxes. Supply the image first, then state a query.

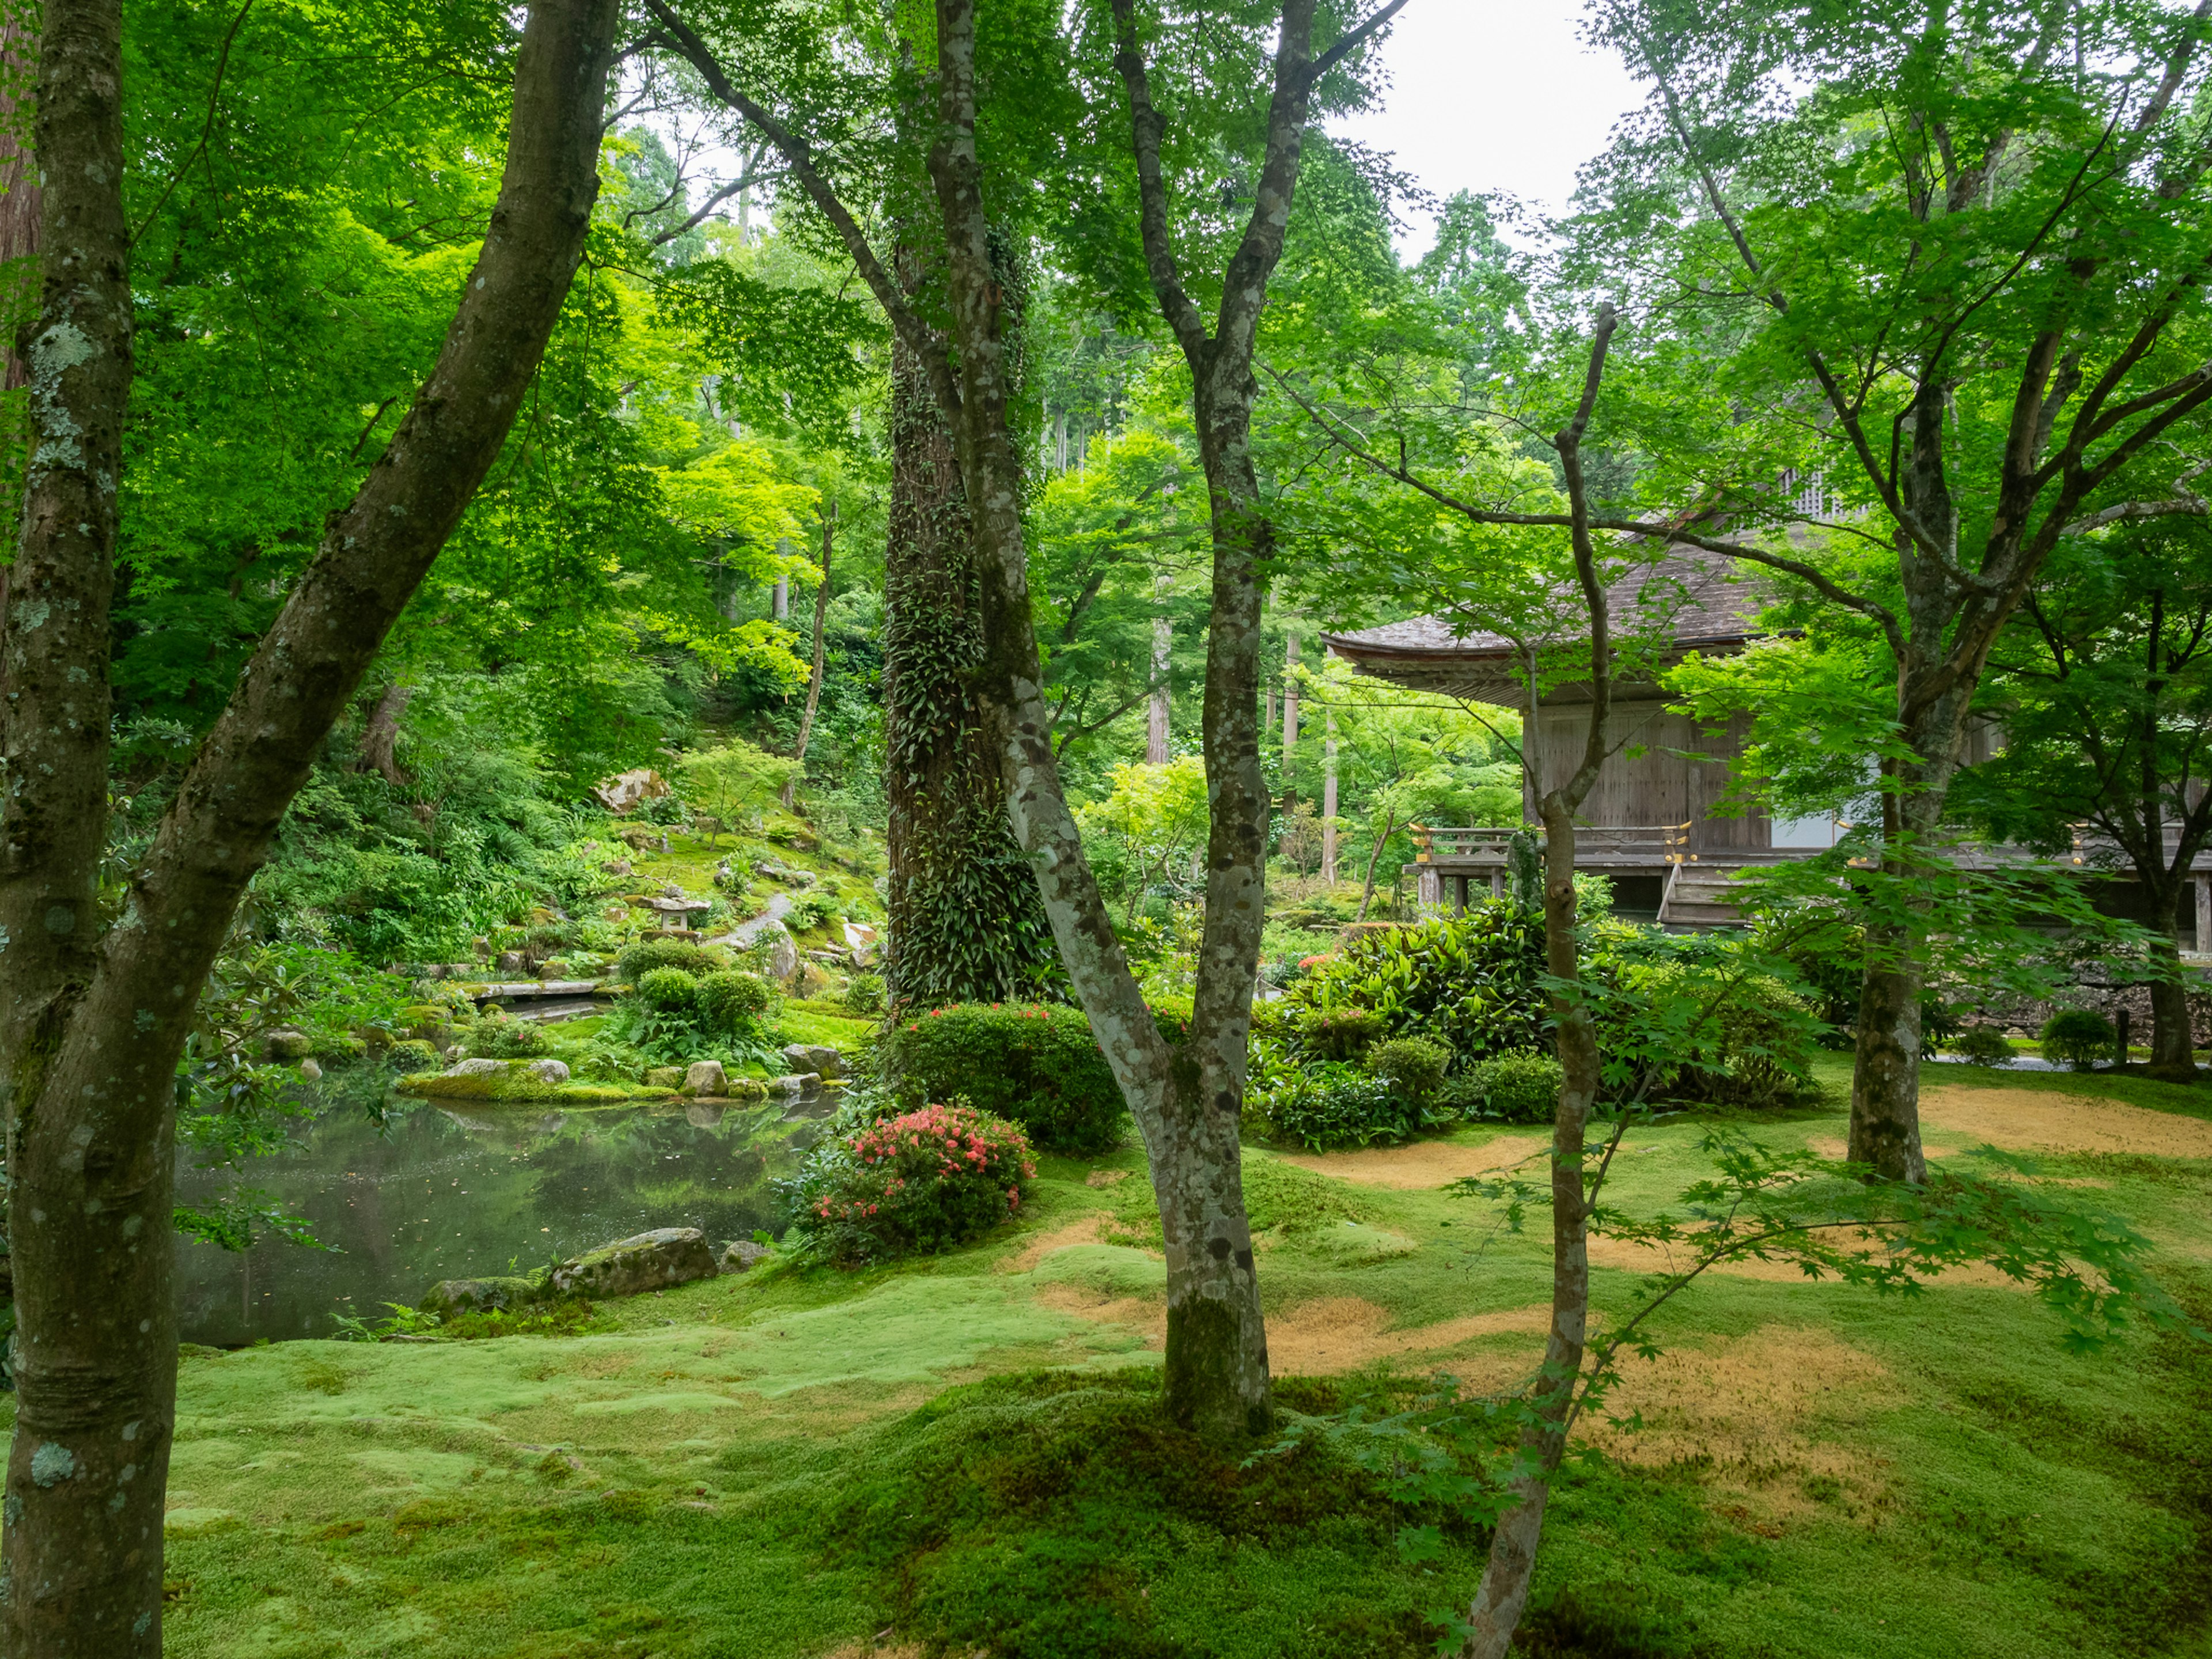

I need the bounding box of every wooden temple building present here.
[1319,551,2199,937]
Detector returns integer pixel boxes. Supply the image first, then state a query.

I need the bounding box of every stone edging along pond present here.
[395,1054,834,1105]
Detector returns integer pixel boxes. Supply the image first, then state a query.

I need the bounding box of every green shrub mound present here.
[465,1008,547,1058]
[1952,1024,2016,1065]
[2041,1007,2115,1070]
[1440,1051,1564,1123]
[884,1002,1127,1154]
[844,971,886,1014]
[635,966,702,1012]
[1613,961,1819,1107]
[696,968,775,1031]
[613,940,724,983]
[1366,1036,1450,1103]
[387,1039,439,1074]
[786,1101,1036,1263]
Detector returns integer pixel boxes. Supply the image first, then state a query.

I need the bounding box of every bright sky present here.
[1328,1,1649,255]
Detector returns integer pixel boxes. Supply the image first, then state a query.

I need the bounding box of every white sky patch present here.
[1328,0,1647,256]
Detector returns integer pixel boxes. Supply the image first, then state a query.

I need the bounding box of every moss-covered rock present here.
[550,1228,717,1298]
[388,1040,440,1074]
[421,1276,544,1319]
[395,1060,664,1104]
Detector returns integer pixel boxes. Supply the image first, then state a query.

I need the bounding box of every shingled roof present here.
[1320,547,1770,704]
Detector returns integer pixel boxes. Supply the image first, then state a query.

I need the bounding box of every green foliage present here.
[636,967,703,1013]
[464,1010,548,1059]
[1440,1052,1565,1124]
[678,740,803,842]
[1365,1036,1450,1104]
[884,1002,1128,1154]
[1251,1064,1413,1152]
[388,1039,439,1074]
[1298,1007,1387,1061]
[1284,907,1548,1063]
[2042,1009,2116,1071]
[844,972,887,1014]
[614,940,723,982]
[1952,1025,2017,1066]
[1609,957,1820,1109]
[697,969,777,1033]
[785,1102,1036,1264]
[1075,756,1211,921]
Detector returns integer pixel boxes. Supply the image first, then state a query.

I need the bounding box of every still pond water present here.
[174,1073,831,1347]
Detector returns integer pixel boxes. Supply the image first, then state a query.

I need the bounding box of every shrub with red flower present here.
[793,1101,1036,1263]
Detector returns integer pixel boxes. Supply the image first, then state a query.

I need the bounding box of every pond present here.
[173,1071,832,1347]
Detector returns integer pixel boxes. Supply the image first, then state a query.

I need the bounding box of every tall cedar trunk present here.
[880,246,1056,1007]
[2146,887,2196,1078]
[1460,807,1597,1658]
[0,0,37,573]
[1146,574,1171,764]
[0,7,616,1650]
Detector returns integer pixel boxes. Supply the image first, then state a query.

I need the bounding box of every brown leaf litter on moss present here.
[1583,1324,1895,1528]
[1264,1297,1552,1374]
[1919,1084,2212,1158]
[1276,1134,1548,1189]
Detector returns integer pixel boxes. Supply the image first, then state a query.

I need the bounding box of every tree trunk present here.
[782,502,835,810]
[1322,706,1339,883]
[1357,811,1395,922]
[357,682,414,789]
[1280,630,1299,811]
[1146,574,1171,764]
[0,7,616,1652]
[1460,805,1597,1658]
[2145,876,2198,1079]
[880,243,1056,1007]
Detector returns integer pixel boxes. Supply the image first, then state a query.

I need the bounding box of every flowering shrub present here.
[787,1101,1036,1263]
[882,1002,1127,1153]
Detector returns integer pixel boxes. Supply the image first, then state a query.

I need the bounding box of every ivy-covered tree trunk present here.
[880,247,1057,1008]
[0,6,616,1651]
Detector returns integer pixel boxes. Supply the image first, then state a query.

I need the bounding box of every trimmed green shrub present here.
[614,940,721,983]
[845,972,887,1014]
[467,1009,547,1058]
[636,966,702,1013]
[787,1101,1036,1263]
[884,1003,1126,1154]
[388,1039,439,1074]
[1952,1024,2016,1065]
[697,969,776,1032]
[1366,1036,1450,1103]
[2041,1007,2114,1070]
[1441,1051,1563,1123]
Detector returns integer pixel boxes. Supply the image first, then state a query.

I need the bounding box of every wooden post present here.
[2195,874,2210,955]
[1416,866,1441,907]
[1452,874,1467,915]
[2116,1006,2131,1069]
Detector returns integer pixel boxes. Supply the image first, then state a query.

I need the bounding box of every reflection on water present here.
[174,1072,831,1346]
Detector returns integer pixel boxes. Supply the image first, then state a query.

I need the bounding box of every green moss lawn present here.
[84,1056,2212,1657]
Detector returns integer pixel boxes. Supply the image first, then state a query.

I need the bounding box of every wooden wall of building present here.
[1535,703,1767,850]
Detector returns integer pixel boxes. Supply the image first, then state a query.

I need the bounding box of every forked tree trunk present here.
[0,7,617,1651]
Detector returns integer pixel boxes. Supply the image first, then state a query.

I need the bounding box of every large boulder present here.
[446,1057,506,1078]
[681,1059,728,1097]
[266,1028,312,1062]
[782,1043,843,1080]
[759,921,799,981]
[767,1072,821,1098]
[592,767,671,815]
[790,960,836,1001]
[525,1058,570,1085]
[644,1066,684,1089]
[551,1228,717,1299]
[421,1276,542,1319]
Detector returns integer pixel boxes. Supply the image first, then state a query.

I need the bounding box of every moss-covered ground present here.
[73,1055,2212,1656]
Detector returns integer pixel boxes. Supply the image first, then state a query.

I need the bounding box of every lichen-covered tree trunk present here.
[880,249,1056,1009]
[0,7,616,1651]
